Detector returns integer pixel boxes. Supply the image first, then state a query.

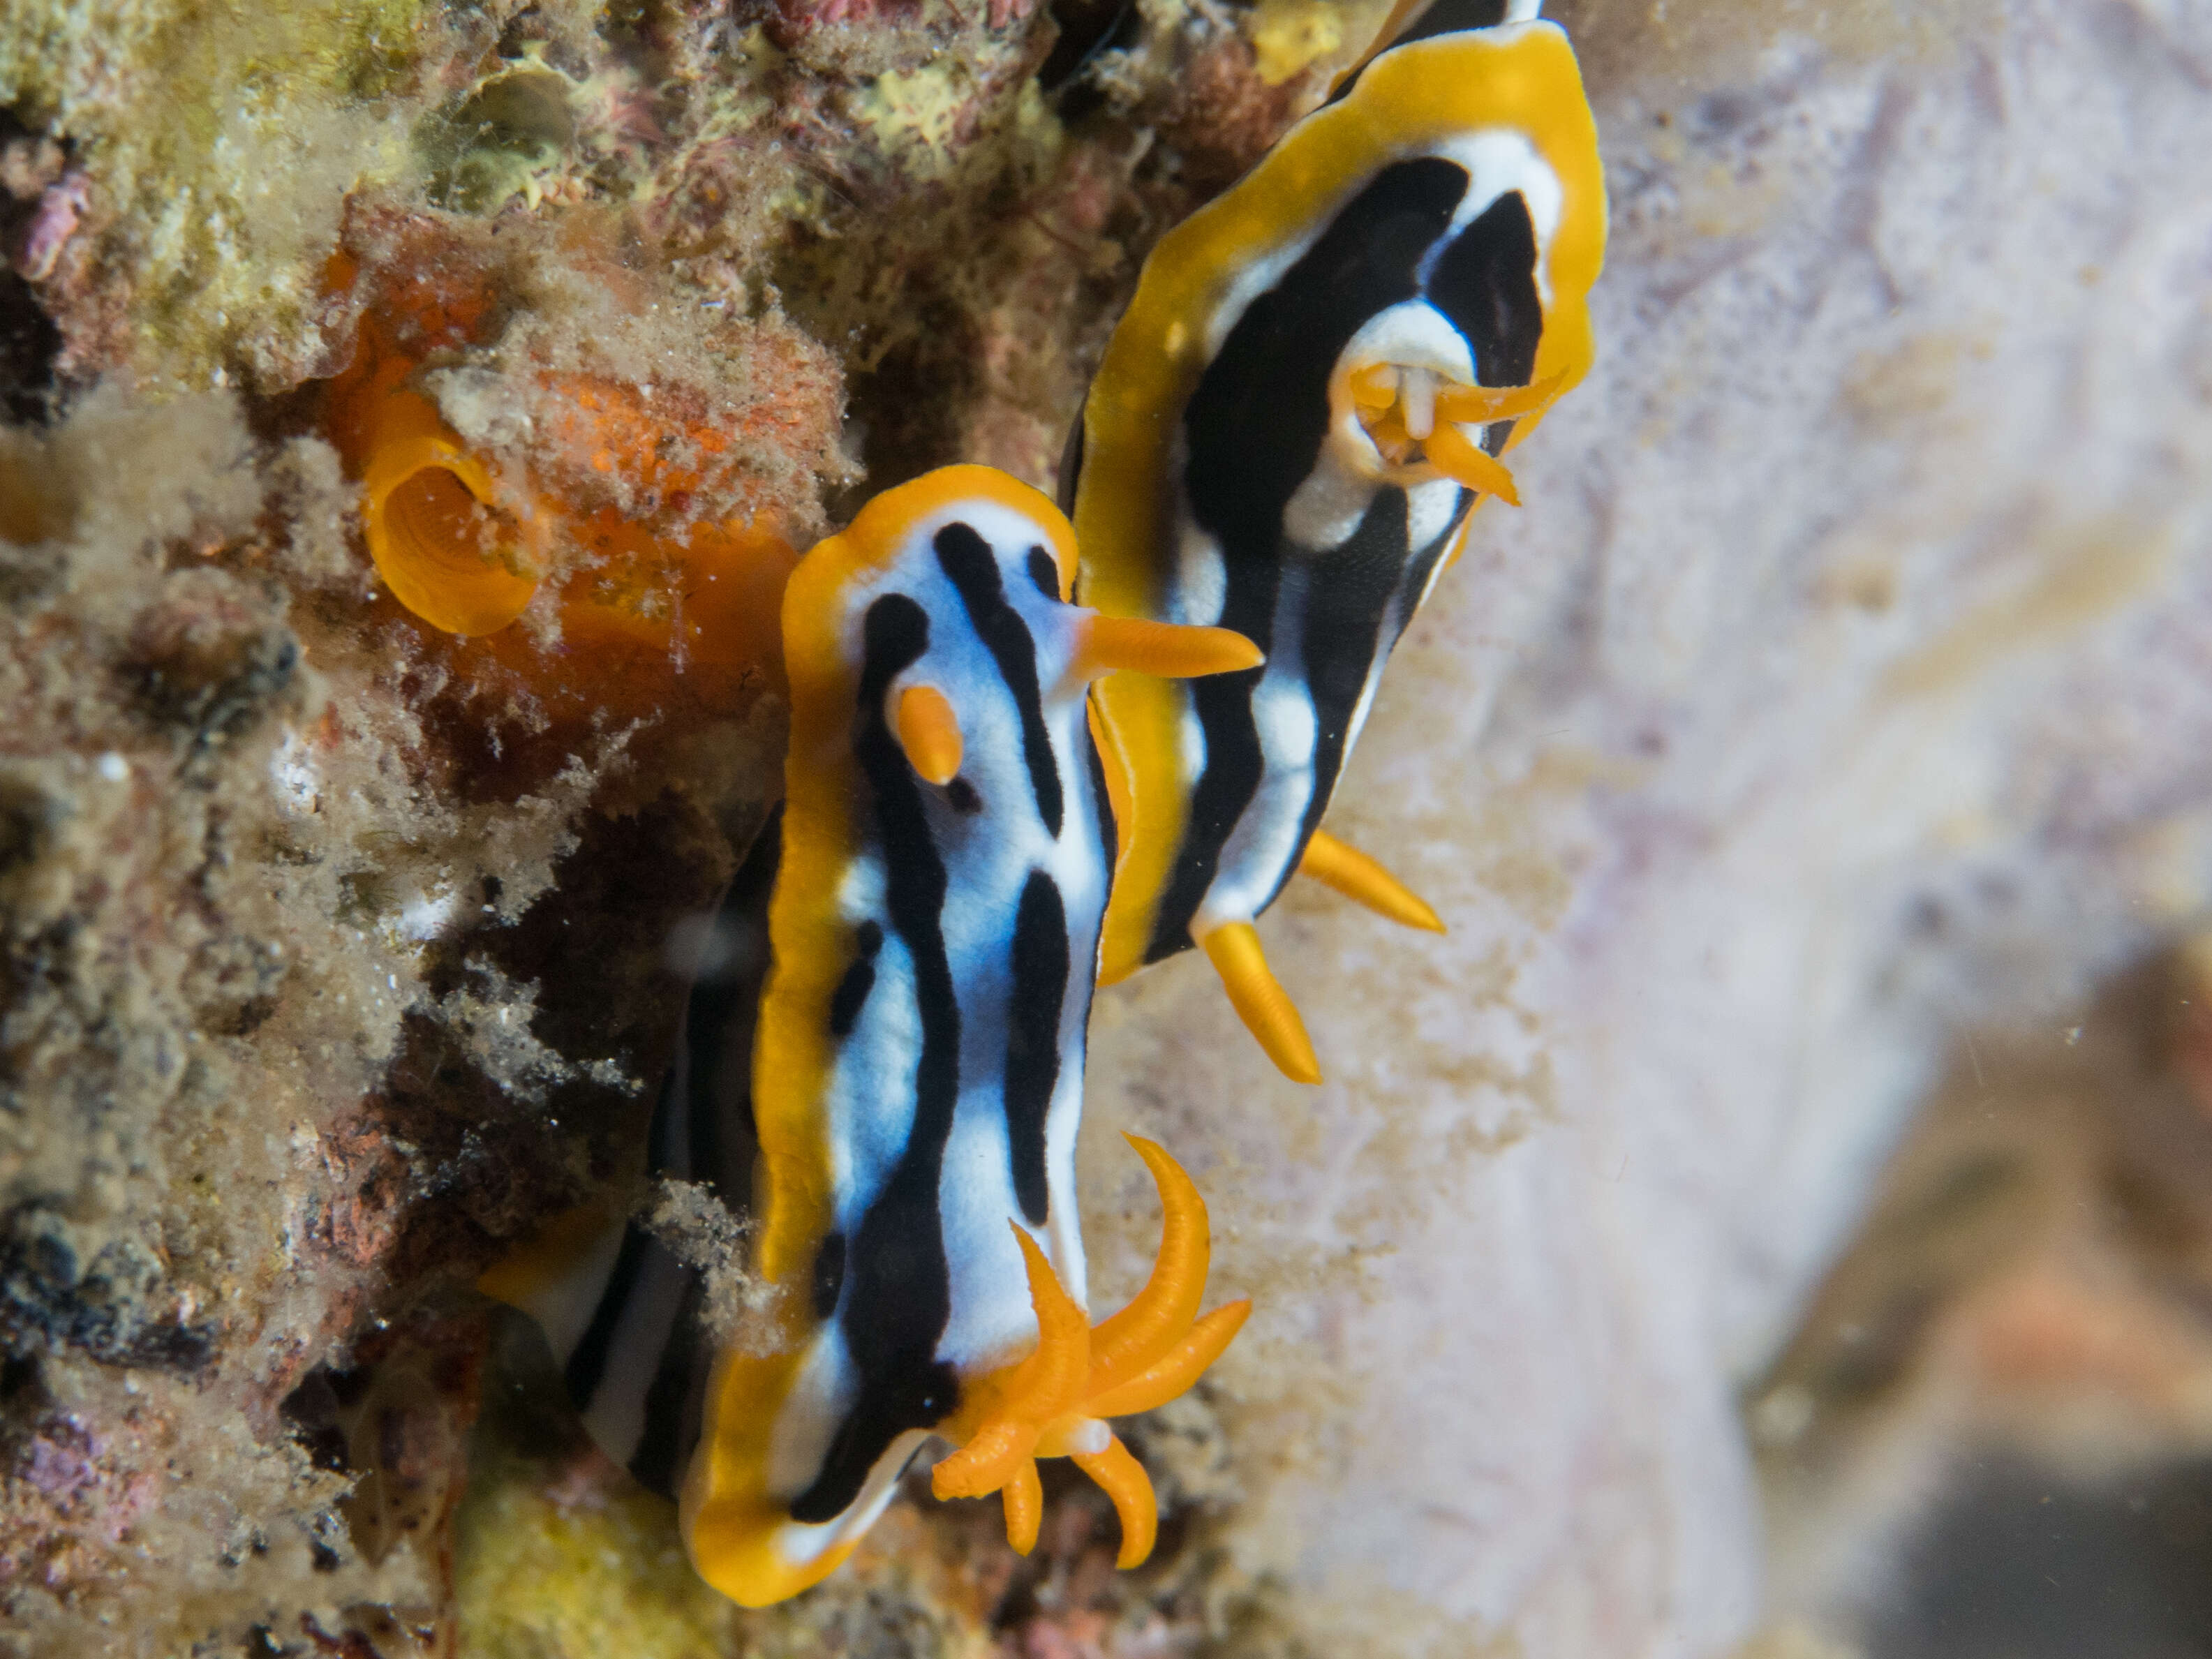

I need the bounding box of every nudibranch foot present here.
[930,1136,1249,1568]
[1298,829,1445,934]
[1198,923,1323,1085]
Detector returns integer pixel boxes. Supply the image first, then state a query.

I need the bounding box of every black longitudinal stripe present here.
[676,801,782,1199]
[1271,489,1461,915]
[563,1220,652,1408]
[828,921,883,1039]
[1390,486,1471,643]
[1326,0,1513,104]
[1149,158,1469,962]
[811,1230,847,1320]
[628,1258,707,1499]
[1057,390,1088,518]
[620,805,785,1500]
[1025,545,1062,601]
[935,523,1064,838]
[1386,0,1512,50]
[1426,190,1543,412]
[791,593,961,1524]
[1004,872,1068,1226]
[1085,724,1116,913]
[1142,596,1275,965]
[647,1036,692,1182]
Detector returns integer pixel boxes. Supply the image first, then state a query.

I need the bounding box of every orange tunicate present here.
[337,355,789,655]
[491,507,797,725]
[318,223,812,718]
[357,387,549,637]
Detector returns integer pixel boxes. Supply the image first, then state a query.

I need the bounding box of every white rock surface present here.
[1081,3,2212,1652]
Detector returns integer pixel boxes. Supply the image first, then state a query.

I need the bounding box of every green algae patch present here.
[0,0,443,392]
[420,65,580,216]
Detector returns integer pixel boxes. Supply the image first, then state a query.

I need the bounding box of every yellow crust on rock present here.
[1075,20,1606,983]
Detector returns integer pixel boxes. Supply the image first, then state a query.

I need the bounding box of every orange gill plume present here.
[318,222,807,729]
[930,1136,1251,1566]
[1346,362,1568,508]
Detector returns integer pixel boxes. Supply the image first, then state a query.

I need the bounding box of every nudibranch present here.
[1067,0,1606,1081]
[486,466,1256,1605]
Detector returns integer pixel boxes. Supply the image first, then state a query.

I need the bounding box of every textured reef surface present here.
[5,0,2212,1656]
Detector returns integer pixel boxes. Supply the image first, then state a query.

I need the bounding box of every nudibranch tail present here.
[930,1136,1248,1568]
[1199,923,1323,1085]
[1297,829,1445,934]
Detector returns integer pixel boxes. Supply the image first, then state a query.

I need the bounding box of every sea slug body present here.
[485,466,1257,1605]
[1067,0,1608,1082]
